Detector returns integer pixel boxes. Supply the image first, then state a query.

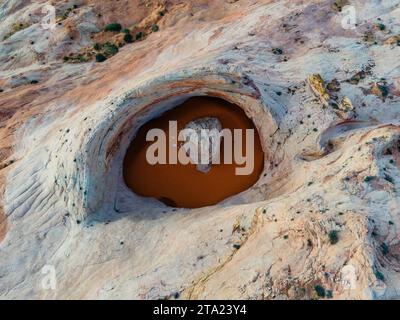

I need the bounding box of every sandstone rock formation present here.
[0,0,400,300]
[183,117,223,173]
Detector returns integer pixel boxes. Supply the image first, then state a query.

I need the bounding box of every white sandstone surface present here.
[0,0,400,300]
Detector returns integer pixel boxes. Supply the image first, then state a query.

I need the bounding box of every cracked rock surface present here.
[1,0,400,299]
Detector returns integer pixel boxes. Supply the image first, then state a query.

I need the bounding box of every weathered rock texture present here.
[183,117,223,173]
[0,0,400,299]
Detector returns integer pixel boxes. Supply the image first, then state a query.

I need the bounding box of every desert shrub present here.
[103,42,118,56]
[63,53,90,63]
[124,33,133,43]
[314,285,326,298]
[95,53,106,62]
[135,32,143,40]
[105,23,122,32]
[77,54,89,62]
[375,23,386,31]
[328,230,339,245]
[331,0,349,12]
[364,176,375,182]
[151,24,159,32]
[374,269,385,281]
[381,243,389,255]
[384,174,394,184]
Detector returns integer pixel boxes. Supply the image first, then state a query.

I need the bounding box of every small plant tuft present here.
[331,0,349,12]
[102,42,119,56]
[272,48,283,55]
[314,285,326,298]
[374,269,385,281]
[124,33,133,43]
[384,174,394,184]
[95,53,107,63]
[93,43,101,51]
[328,230,339,245]
[136,32,143,40]
[375,23,386,31]
[381,242,389,255]
[364,176,375,183]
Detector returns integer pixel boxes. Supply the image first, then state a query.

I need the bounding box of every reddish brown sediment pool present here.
[123,97,264,208]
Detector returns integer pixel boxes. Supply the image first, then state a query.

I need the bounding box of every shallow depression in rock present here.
[123,97,264,208]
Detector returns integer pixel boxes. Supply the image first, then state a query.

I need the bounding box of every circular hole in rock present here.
[123,96,264,208]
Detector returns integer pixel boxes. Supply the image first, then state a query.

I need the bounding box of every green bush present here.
[374,269,384,281]
[77,54,88,62]
[272,48,283,55]
[381,243,389,255]
[314,285,326,298]
[328,230,339,245]
[103,42,118,56]
[151,24,159,32]
[105,23,122,32]
[384,174,394,184]
[124,33,133,43]
[364,176,375,182]
[135,32,143,40]
[95,53,106,62]
[331,0,349,12]
[376,23,386,31]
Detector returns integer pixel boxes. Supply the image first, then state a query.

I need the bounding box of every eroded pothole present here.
[123,96,264,208]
